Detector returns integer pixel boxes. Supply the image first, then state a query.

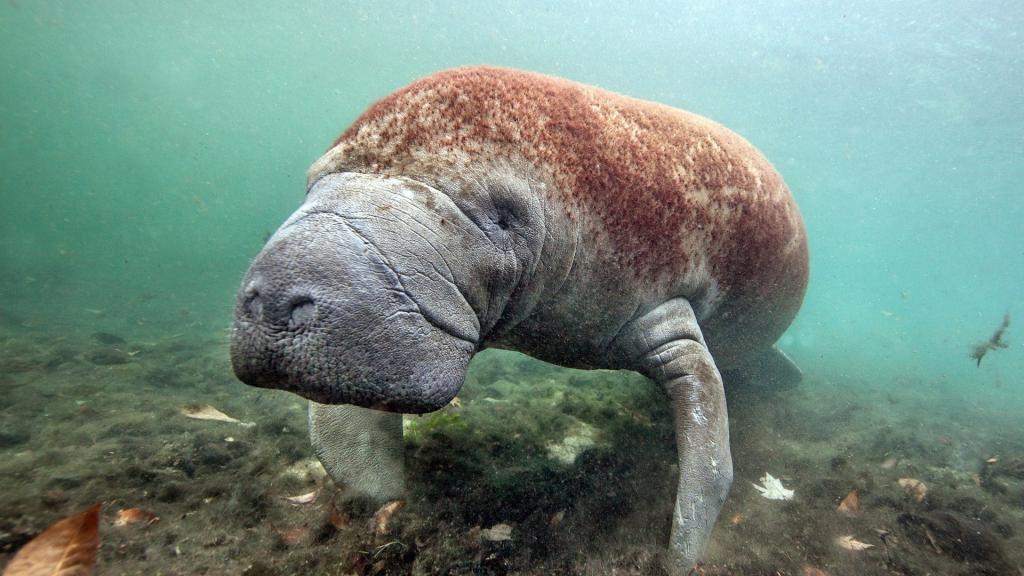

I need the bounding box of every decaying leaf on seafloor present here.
[835,535,874,551]
[282,489,318,505]
[549,510,565,529]
[985,456,999,464]
[729,512,745,526]
[3,504,101,576]
[481,523,513,542]
[898,478,927,502]
[328,498,350,529]
[879,456,897,469]
[112,507,159,527]
[179,404,253,426]
[273,525,310,547]
[751,472,794,500]
[969,313,1010,366]
[371,500,405,536]
[801,565,829,576]
[836,489,860,515]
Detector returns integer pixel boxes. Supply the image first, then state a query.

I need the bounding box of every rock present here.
[546,419,599,465]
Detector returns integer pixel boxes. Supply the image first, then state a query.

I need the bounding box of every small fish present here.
[970,313,1010,366]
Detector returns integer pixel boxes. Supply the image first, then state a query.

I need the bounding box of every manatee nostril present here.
[244,293,263,321]
[241,277,265,321]
[288,297,317,330]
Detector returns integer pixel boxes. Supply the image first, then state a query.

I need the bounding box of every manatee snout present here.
[230,203,475,413]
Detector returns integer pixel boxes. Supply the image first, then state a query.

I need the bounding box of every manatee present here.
[231,66,808,571]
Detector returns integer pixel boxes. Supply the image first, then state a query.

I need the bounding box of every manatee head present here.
[231,171,529,413]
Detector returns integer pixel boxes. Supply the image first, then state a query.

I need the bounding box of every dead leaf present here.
[729,512,745,526]
[836,489,860,515]
[327,498,350,529]
[371,500,405,536]
[801,565,829,576]
[880,457,897,469]
[898,478,927,502]
[481,523,513,542]
[549,510,564,529]
[180,404,239,423]
[283,490,318,505]
[3,504,100,576]
[273,525,309,546]
[835,535,874,551]
[986,456,999,464]
[112,508,159,527]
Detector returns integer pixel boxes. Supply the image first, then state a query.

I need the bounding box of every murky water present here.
[2,2,1022,574]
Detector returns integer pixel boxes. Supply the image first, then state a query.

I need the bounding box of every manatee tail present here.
[727,345,803,390]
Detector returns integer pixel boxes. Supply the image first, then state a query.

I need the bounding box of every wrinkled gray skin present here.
[232,168,796,571]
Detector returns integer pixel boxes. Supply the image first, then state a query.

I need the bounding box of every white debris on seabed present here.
[283,489,319,505]
[179,404,255,427]
[835,535,874,551]
[546,419,599,465]
[481,523,513,542]
[752,473,795,500]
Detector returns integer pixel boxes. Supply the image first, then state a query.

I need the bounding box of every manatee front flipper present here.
[308,402,405,502]
[611,298,733,572]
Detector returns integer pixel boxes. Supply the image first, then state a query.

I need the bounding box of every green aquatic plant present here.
[403,410,468,442]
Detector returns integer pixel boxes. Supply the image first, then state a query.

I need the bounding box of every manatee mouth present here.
[230,211,477,413]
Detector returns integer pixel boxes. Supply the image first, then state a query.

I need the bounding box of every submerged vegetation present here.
[1,321,1022,575]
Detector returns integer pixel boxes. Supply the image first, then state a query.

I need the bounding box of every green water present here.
[2,2,1022,575]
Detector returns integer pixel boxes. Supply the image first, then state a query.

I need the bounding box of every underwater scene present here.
[1,2,1022,575]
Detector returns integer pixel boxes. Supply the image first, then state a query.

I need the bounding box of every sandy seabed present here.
[1,315,1022,576]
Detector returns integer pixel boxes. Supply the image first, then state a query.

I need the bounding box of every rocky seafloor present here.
[1,313,1022,575]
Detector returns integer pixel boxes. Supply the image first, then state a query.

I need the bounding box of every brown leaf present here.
[836,489,860,515]
[112,508,158,527]
[3,504,100,576]
[328,499,350,529]
[371,500,405,536]
[549,510,565,529]
[801,566,829,576]
[179,404,240,423]
[273,525,309,547]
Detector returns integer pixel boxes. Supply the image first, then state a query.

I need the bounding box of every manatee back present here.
[311,67,808,364]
